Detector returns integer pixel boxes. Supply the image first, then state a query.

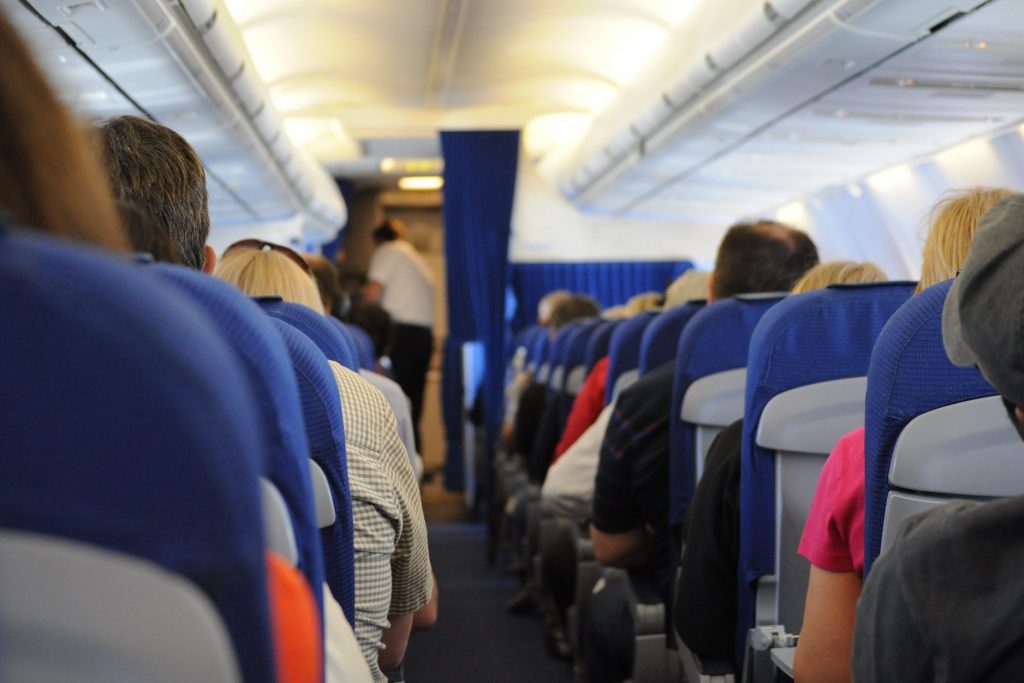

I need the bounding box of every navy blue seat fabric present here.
[328,317,362,370]
[604,311,657,404]
[523,325,547,371]
[583,319,618,372]
[259,299,358,370]
[863,280,995,575]
[638,302,704,376]
[564,320,601,383]
[737,282,915,652]
[668,296,785,536]
[269,319,356,625]
[546,322,581,396]
[343,322,377,371]
[152,266,325,616]
[0,230,275,682]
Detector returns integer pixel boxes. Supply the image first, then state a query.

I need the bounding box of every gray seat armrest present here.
[771,647,796,680]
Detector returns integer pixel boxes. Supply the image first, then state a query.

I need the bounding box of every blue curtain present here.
[441,130,520,490]
[509,260,693,330]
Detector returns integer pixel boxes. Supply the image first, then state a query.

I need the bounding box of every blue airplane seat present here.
[0,229,276,682]
[638,301,705,376]
[737,281,915,659]
[583,319,618,372]
[151,266,324,617]
[258,299,358,370]
[342,321,377,371]
[524,324,547,372]
[559,320,603,423]
[668,295,785,543]
[604,311,657,404]
[546,321,583,396]
[327,317,362,370]
[863,280,996,576]
[269,319,356,626]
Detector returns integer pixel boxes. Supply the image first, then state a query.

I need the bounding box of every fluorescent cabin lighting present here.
[398,176,444,191]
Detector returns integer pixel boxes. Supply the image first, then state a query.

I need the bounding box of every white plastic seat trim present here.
[549,365,565,392]
[309,460,337,528]
[756,377,867,454]
[260,478,298,565]
[680,368,747,427]
[888,395,1024,497]
[0,529,241,683]
[565,365,587,396]
[611,368,640,401]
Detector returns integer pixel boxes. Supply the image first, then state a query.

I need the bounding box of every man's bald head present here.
[710,220,819,300]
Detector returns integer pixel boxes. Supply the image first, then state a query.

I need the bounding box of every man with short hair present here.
[853,195,1024,681]
[585,220,819,682]
[98,115,213,272]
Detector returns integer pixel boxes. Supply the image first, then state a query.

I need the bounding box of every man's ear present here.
[202,244,217,274]
[1014,405,1024,430]
[706,272,716,303]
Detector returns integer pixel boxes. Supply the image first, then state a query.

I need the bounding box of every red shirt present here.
[553,357,610,462]
[798,426,866,576]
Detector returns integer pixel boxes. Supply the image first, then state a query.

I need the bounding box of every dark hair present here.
[98,115,209,270]
[0,11,127,250]
[372,218,404,245]
[712,220,819,300]
[303,252,343,314]
[117,202,180,264]
[348,302,395,359]
[549,294,601,331]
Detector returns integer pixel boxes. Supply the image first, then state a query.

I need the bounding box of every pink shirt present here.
[798,426,866,576]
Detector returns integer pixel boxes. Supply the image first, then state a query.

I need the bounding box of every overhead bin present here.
[562,0,989,214]
[20,0,345,239]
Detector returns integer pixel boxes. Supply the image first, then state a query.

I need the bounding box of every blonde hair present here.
[664,270,711,309]
[917,187,1017,293]
[791,260,888,294]
[214,249,323,312]
[625,291,664,316]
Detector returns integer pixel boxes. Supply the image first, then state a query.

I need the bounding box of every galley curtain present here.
[509,260,693,331]
[440,130,520,490]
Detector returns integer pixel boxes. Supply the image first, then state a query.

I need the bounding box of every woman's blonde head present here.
[791,260,888,294]
[918,187,1016,293]
[214,248,323,312]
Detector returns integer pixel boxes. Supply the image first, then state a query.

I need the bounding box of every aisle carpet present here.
[403,523,573,682]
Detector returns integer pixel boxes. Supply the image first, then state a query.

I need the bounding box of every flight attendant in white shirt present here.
[364,219,436,449]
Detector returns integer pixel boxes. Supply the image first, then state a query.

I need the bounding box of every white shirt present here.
[324,584,374,683]
[368,240,435,328]
[360,369,423,480]
[540,401,616,519]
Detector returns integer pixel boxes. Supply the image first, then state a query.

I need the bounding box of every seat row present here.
[0,226,379,682]
[508,274,1023,683]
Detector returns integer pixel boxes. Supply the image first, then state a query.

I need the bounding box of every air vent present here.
[810,107,993,124]
[869,77,1024,93]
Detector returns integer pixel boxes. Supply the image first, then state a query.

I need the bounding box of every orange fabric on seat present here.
[266,551,323,683]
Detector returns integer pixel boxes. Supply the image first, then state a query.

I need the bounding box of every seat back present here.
[0,530,241,683]
[269,318,357,626]
[0,230,275,682]
[669,294,787,537]
[863,280,996,575]
[343,322,377,371]
[534,333,554,383]
[258,299,357,370]
[152,266,324,614]
[562,320,602,397]
[881,395,1024,554]
[738,282,914,645]
[605,311,657,403]
[525,325,548,374]
[584,319,618,373]
[547,321,582,396]
[638,302,705,376]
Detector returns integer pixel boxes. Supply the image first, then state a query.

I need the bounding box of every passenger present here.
[304,252,348,318]
[0,11,126,250]
[96,117,355,683]
[216,243,436,682]
[589,220,820,682]
[363,218,436,449]
[664,269,711,308]
[624,290,664,315]
[349,301,423,481]
[98,116,214,272]
[790,260,887,294]
[116,202,180,263]
[852,194,1024,681]
[792,187,1014,683]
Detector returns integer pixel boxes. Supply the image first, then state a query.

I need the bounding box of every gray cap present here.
[942,194,1024,406]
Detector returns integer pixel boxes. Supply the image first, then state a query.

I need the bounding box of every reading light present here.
[398,176,444,191]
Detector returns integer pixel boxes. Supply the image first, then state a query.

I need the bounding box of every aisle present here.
[403,523,573,683]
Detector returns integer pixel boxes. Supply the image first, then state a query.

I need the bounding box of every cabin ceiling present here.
[222,0,695,177]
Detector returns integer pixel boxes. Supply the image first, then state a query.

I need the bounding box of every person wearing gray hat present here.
[852,193,1024,683]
